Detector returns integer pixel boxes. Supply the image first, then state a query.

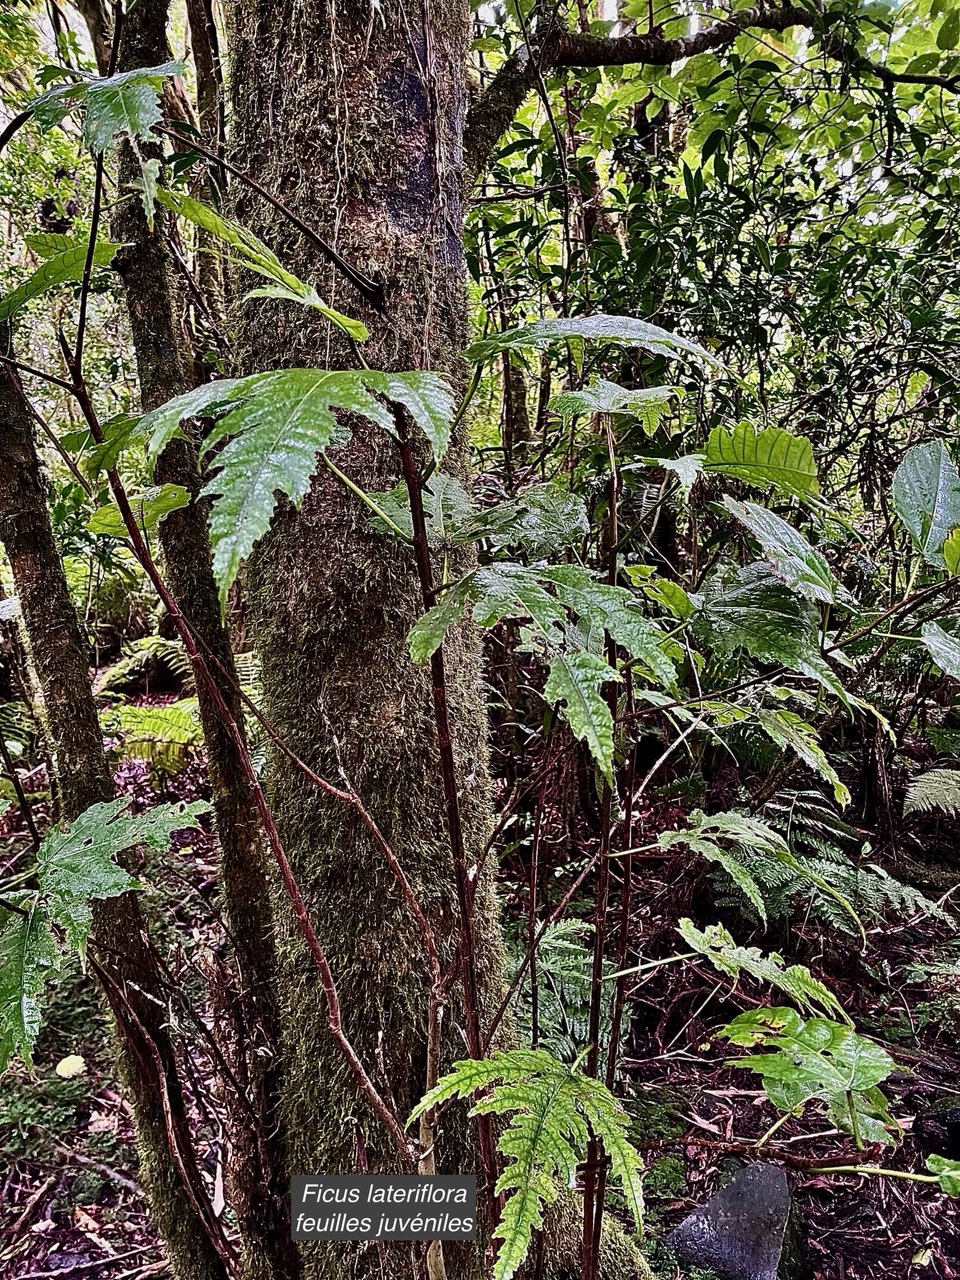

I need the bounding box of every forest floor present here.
[2,704,960,1279]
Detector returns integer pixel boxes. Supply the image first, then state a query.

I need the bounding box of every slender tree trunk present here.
[70,3,298,1272]
[0,328,230,1280]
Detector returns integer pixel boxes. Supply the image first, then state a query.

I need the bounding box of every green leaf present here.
[138,369,454,597]
[0,239,119,323]
[87,483,190,539]
[661,810,862,935]
[550,380,680,433]
[720,1007,897,1145]
[37,798,208,957]
[465,313,715,366]
[154,188,369,343]
[927,1155,960,1194]
[892,441,960,566]
[938,9,960,48]
[704,422,819,498]
[756,708,851,806]
[903,768,960,817]
[32,62,186,152]
[677,919,846,1020]
[0,895,59,1073]
[921,619,960,678]
[943,529,960,575]
[24,232,81,258]
[455,485,589,556]
[541,565,679,691]
[367,474,473,544]
[722,498,840,604]
[544,652,619,783]
[409,1049,642,1280]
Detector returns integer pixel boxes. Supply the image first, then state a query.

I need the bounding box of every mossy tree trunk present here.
[225,4,504,1276]
[0,329,231,1280]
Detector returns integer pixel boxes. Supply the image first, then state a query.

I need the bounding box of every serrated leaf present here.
[138,369,454,597]
[409,1049,642,1280]
[662,810,862,935]
[550,379,679,433]
[32,63,186,152]
[0,240,119,322]
[677,919,845,1019]
[0,896,59,1073]
[87,483,190,539]
[541,565,678,691]
[455,485,589,557]
[37,798,208,956]
[723,497,840,604]
[704,422,819,498]
[465,313,715,366]
[545,652,619,783]
[756,708,850,806]
[367,474,473,544]
[893,441,960,566]
[719,1007,896,1144]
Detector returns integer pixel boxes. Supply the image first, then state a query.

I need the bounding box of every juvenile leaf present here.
[367,474,473,544]
[723,497,839,604]
[409,1049,642,1280]
[0,240,119,322]
[139,369,454,596]
[756,708,850,806]
[893,441,960,566]
[677,919,846,1019]
[541,565,678,691]
[545,652,619,783]
[38,798,208,955]
[154,188,369,343]
[33,62,186,151]
[0,896,59,1073]
[704,422,819,498]
[550,379,679,433]
[466,313,714,366]
[87,483,190,539]
[720,1007,897,1145]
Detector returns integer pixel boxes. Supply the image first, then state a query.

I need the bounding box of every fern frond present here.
[904,768,960,817]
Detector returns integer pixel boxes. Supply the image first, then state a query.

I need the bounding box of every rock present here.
[914,1103,960,1158]
[666,1163,803,1280]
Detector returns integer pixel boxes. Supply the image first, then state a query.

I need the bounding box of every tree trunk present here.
[0,329,230,1280]
[226,4,505,1276]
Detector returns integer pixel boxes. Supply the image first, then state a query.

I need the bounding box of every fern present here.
[509,922,614,1064]
[677,919,846,1020]
[904,768,960,816]
[661,809,862,934]
[95,636,194,694]
[409,1049,643,1280]
[103,699,203,775]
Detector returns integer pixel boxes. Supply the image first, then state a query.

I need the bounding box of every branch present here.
[465,5,960,182]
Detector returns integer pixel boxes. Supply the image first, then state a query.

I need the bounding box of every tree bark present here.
[225,4,503,1277]
[68,2,298,1272]
[0,328,230,1280]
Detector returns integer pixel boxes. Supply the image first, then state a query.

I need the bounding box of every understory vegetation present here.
[3,1,960,1278]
